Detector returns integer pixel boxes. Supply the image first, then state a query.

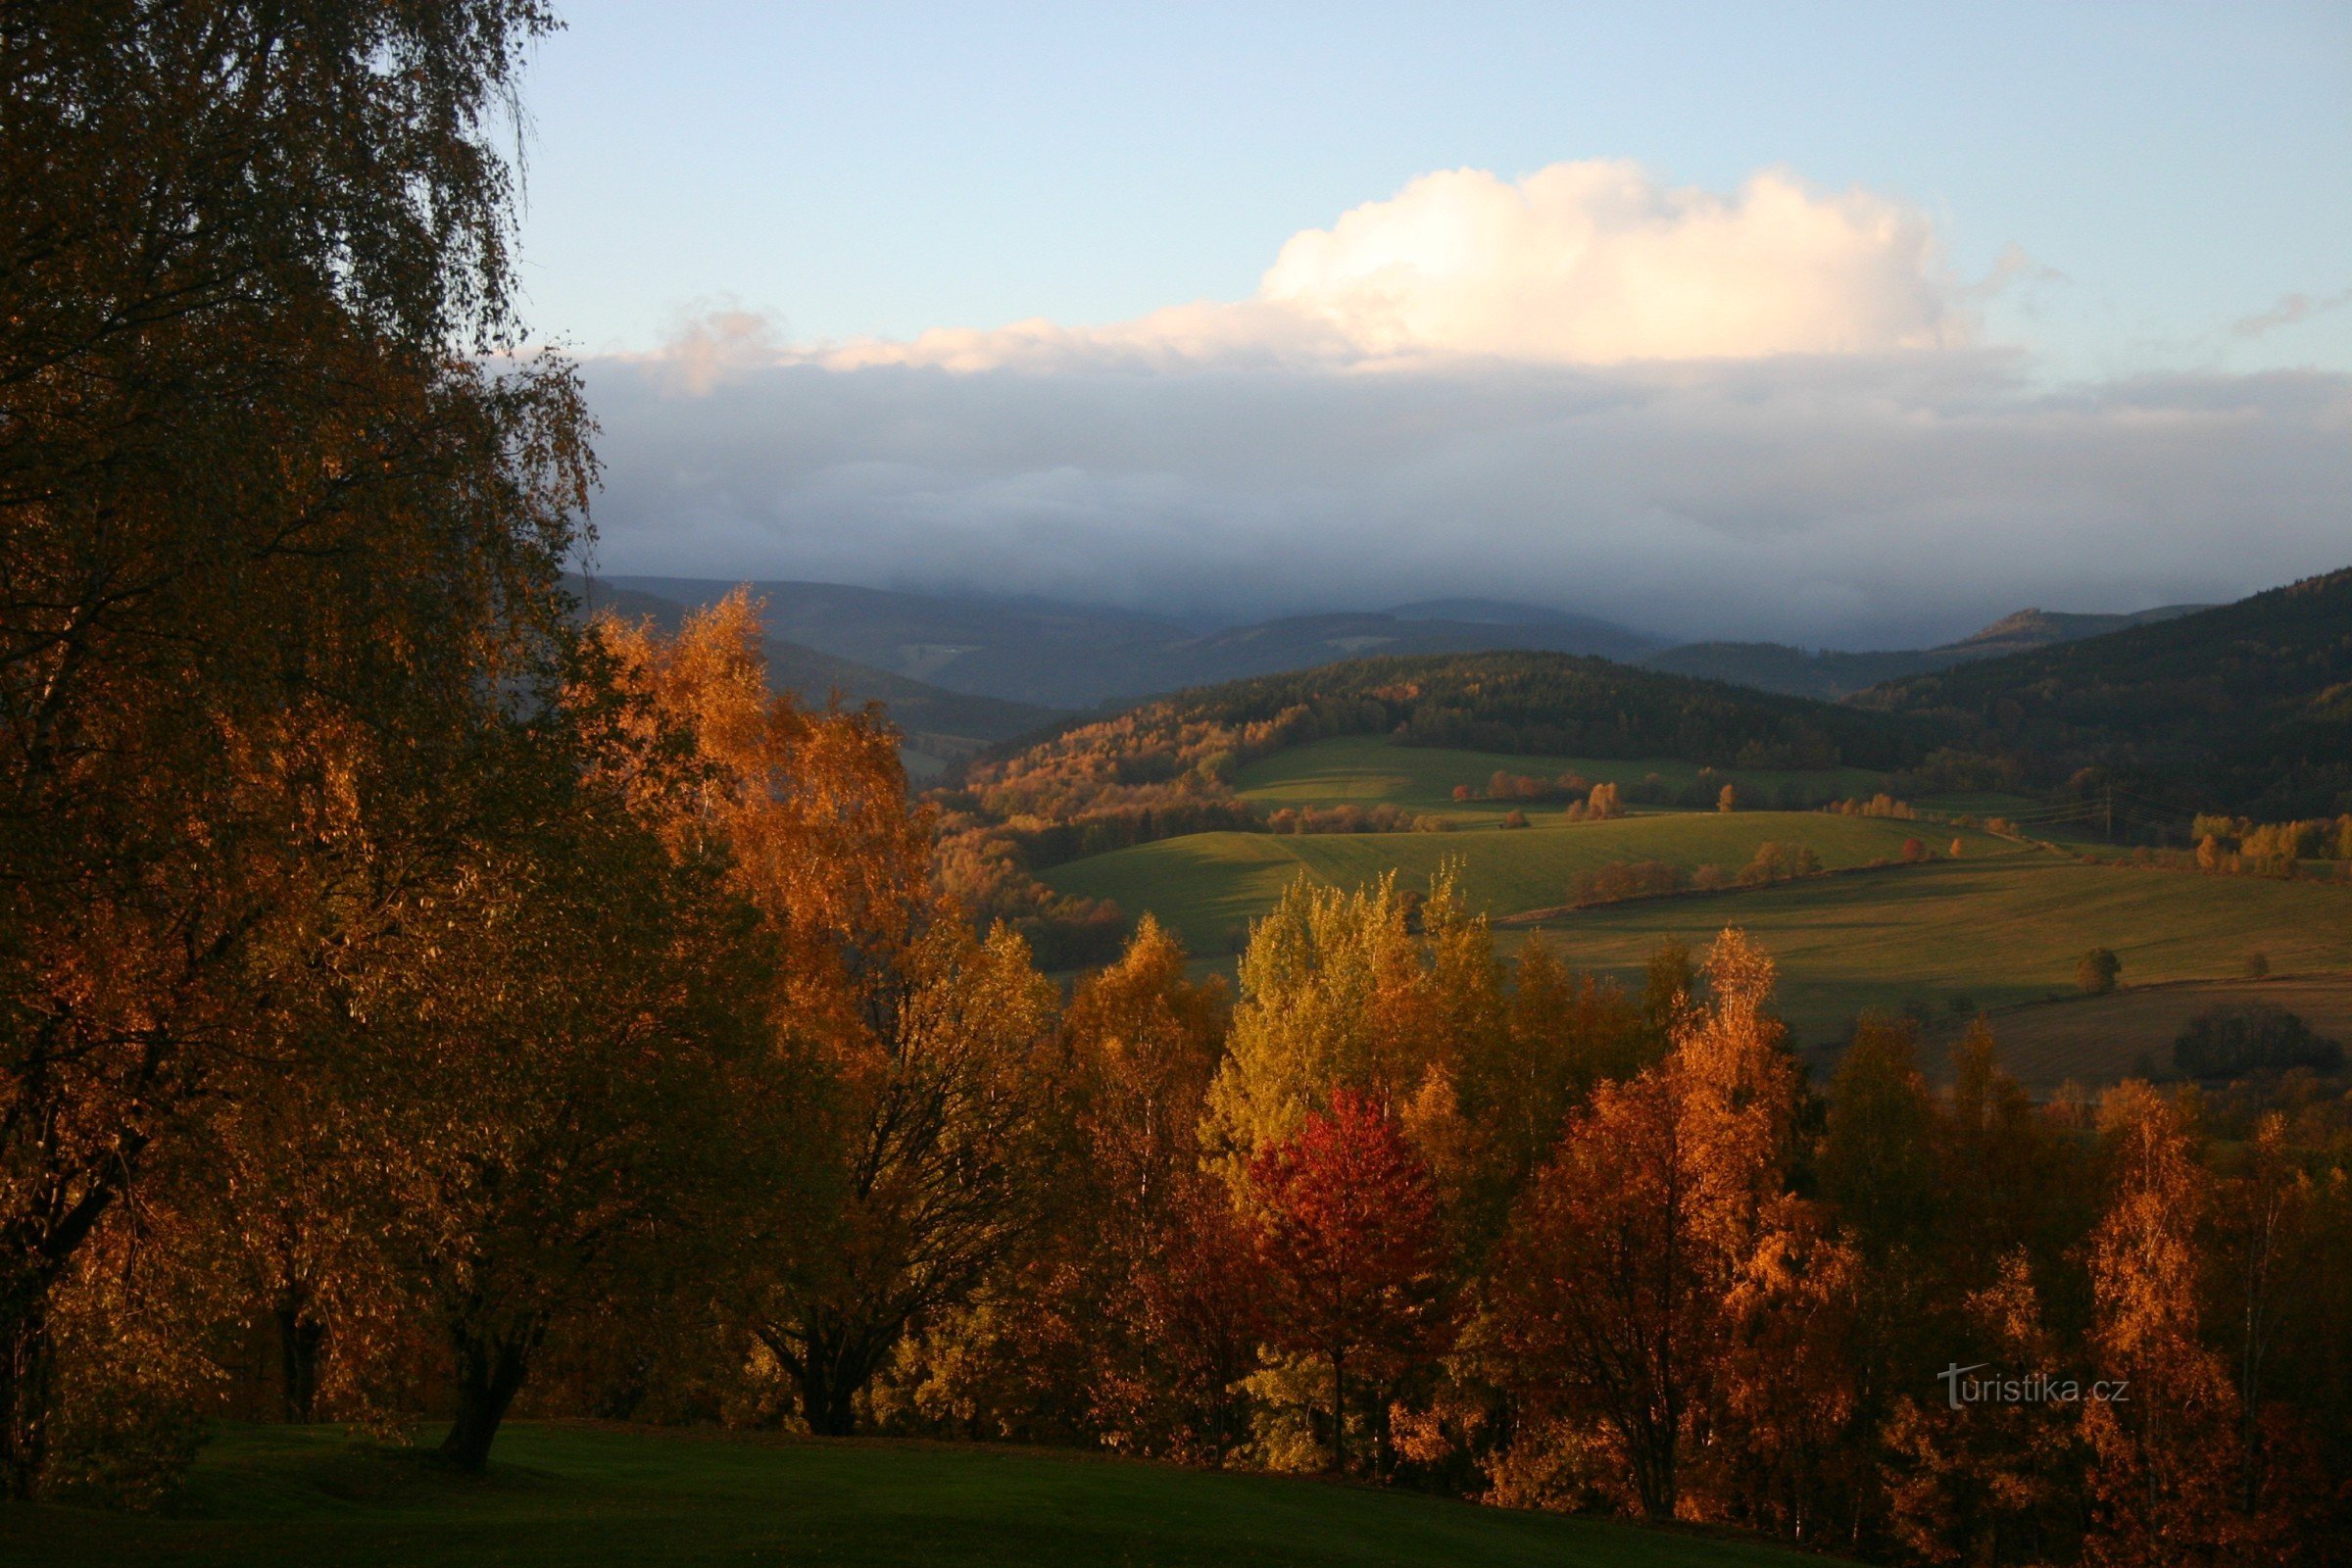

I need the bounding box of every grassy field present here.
[1045,810,2020,956]
[1506,859,2352,1054]
[1235,735,1890,826]
[1922,973,2352,1093]
[1049,735,2352,1083]
[7,1422,1824,1568]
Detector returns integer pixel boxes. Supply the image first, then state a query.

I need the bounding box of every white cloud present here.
[788,161,1966,371]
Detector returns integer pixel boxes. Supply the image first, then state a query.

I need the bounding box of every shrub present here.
[2076,948,2122,996]
[2243,952,2271,980]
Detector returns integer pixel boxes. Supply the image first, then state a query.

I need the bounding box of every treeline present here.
[2191,814,2352,873]
[1266,803,1453,834]
[1564,840,1847,906]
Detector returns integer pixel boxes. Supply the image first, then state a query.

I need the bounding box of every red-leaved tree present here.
[1248,1090,1450,1474]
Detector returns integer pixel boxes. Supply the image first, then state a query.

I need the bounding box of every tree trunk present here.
[0,1298,51,1501]
[438,1321,540,1473]
[1329,1351,1346,1476]
[276,1296,325,1424]
[796,1336,871,1436]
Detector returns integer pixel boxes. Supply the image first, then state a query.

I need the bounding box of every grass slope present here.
[10,1422,1821,1568]
[1507,858,2352,1054]
[1236,735,1889,825]
[1044,809,2017,956]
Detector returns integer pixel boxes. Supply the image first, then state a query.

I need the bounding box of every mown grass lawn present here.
[6,1422,1828,1568]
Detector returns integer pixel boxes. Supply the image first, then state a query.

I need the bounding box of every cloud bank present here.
[584,162,2352,647]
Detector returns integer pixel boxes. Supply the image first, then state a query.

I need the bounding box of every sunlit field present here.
[1045,807,2019,956]
[1507,857,2352,1052]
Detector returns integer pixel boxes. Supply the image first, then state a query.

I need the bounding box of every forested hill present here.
[956,650,1924,816]
[1854,566,2352,816]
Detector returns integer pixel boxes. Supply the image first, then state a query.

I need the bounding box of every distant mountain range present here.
[1640,606,2211,700]
[598,576,1656,710]
[597,574,2219,714]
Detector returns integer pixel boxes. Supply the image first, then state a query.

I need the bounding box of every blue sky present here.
[517,2,2350,378]
[523,3,2352,643]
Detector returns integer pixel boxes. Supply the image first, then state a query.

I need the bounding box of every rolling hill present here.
[1854,565,2352,816]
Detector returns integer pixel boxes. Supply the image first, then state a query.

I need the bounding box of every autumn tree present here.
[1134,1173,1266,1464]
[1201,870,1503,1166]
[595,595,1059,1438]
[1485,931,1801,1520]
[2080,1082,2248,1566]
[1248,1090,1450,1475]
[0,0,586,1495]
[886,914,1232,1451]
[750,920,1058,1435]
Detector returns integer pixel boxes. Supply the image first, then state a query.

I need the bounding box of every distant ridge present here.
[600,575,1658,709]
[1642,604,2209,701]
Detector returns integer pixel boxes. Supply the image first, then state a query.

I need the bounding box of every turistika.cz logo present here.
[1938,1363,2129,1410]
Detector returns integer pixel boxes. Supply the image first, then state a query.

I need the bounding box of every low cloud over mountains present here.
[579,162,2352,648]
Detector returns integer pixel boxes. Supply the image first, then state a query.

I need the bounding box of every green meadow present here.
[1045,808,2018,956]
[10,1422,1823,1568]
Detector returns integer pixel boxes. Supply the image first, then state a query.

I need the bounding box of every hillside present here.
[604,575,1657,709]
[937,650,1930,963]
[1643,605,2206,701]
[14,1422,1822,1568]
[970,650,1925,789]
[1855,566,2352,816]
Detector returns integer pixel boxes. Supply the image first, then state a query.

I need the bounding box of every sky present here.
[514,2,2352,646]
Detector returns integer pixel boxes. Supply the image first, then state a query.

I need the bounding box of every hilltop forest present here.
[5,10,2350,1568]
